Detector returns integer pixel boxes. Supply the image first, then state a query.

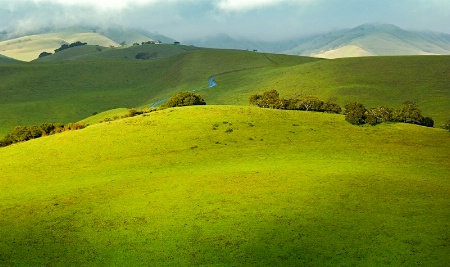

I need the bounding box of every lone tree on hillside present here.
[166,92,206,107]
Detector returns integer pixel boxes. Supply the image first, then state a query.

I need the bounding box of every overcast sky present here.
[1,0,449,40]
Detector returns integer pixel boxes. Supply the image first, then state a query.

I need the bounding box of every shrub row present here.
[344,102,434,127]
[0,122,87,147]
[54,41,87,53]
[99,108,157,123]
[249,90,342,114]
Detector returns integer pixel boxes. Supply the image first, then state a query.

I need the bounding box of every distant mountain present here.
[185,33,302,53]
[92,26,176,45]
[186,24,450,58]
[284,24,450,58]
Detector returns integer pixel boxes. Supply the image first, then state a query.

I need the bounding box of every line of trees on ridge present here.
[344,102,434,127]
[38,41,88,58]
[249,90,342,113]
[0,122,87,147]
[249,90,436,128]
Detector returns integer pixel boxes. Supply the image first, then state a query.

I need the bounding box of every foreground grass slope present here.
[1,106,449,266]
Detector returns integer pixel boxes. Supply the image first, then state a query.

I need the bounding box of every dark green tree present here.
[365,106,392,125]
[166,92,206,107]
[344,102,366,125]
[443,119,450,132]
[248,90,281,108]
[297,96,324,111]
[392,104,423,124]
[321,101,342,114]
[421,117,434,128]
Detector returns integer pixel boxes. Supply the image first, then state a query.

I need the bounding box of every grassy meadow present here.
[1,46,449,137]
[0,106,449,265]
[0,48,316,136]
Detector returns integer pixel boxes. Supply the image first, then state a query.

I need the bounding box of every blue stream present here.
[150,76,217,108]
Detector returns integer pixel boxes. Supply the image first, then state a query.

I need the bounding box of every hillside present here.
[34,43,204,62]
[284,24,450,58]
[1,49,315,136]
[201,55,450,126]
[0,106,449,266]
[0,54,19,63]
[1,50,449,136]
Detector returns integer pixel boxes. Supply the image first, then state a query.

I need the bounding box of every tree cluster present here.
[0,122,87,147]
[166,92,206,107]
[54,41,87,53]
[344,102,434,127]
[249,90,342,114]
[38,52,53,58]
[135,52,158,60]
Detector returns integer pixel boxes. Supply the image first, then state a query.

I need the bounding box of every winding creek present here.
[150,76,217,108]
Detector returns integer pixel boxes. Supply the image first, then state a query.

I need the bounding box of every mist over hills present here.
[0,26,176,61]
[1,23,450,61]
[185,24,450,58]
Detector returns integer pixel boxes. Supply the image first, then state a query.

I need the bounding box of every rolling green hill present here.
[0,48,317,136]
[1,49,449,136]
[202,55,450,126]
[0,106,449,266]
[34,43,204,62]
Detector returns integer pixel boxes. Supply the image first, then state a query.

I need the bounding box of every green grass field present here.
[0,106,449,266]
[0,48,315,136]
[1,46,448,137]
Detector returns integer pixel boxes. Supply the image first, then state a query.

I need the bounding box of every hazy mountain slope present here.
[0,54,20,62]
[284,24,450,58]
[314,45,374,59]
[95,27,155,45]
[0,31,118,61]
[185,33,304,53]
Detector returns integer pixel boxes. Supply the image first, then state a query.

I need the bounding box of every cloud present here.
[31,0,163,11]
[0,0,449,41]
[216,0,314,12]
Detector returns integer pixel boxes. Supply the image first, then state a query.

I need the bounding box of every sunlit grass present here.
[1,106,449,266]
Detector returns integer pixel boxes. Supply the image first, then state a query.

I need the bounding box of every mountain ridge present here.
[185,24,450,58]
